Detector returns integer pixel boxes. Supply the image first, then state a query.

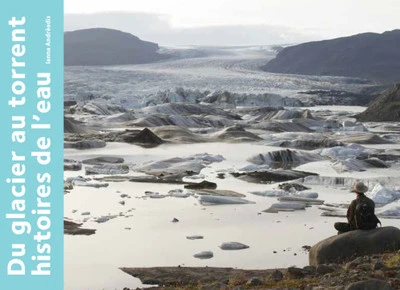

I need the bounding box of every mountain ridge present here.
[64,28,169,66]
[262,29,400,83]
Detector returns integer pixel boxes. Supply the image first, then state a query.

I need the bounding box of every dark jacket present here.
[346,193,375,229]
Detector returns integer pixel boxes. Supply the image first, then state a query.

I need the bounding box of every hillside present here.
[262,30,400,83]
[64,28,168,66]
[356,83,400,121]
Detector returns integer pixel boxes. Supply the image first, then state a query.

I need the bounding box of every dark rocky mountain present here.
[356,83,400,121]
[64,28,169,66]
[262,30,400,83]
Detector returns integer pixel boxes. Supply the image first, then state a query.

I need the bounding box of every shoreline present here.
[120,250,400,289]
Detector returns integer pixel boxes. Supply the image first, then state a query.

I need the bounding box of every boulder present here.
[309,226,400,266]
[246,277,263,286]
[344,279,394,290]
[269,269,283,282]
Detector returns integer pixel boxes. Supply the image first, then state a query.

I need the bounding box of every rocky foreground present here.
[120,227,400,289]
[121,251,400,289]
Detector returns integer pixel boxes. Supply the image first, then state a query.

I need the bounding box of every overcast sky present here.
[64,0,400,46]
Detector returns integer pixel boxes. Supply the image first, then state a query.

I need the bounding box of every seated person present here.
[334,181,381,234]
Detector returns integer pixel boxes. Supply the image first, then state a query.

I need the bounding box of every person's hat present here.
[351,181,368,193]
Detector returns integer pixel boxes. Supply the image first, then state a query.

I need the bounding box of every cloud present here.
[64,12,319,46]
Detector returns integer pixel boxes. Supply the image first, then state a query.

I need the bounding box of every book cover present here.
[0,1,63,290]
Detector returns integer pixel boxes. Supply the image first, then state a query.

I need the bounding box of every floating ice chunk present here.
[346,143,366,150]
[66,176,87,183]
[145,191,158,196]
[295,192,319,199]
[341,124,368,132]
[247,149,323,167]
[318,203,347,217]
[65,139,107,150]
[332,159,367,173]
[134,153,224,178]
[264,132,325,143]
[193,251,213,259]
[199,195,254,205]
[184,174,205,180]
[95,215,118,223]
[82,101,125,115]
[300,175,359,187]
[143,191,167,198]
[82,156,125,165]
[194,189,244,197]
[240,164,271,172]
[64,159,82,171]
[168,189,191,198]
[278,196,324,205]
[376,200,400,218]
[367,183,400,205]
[150,194,166,199]
[85,164,130,175]
[186,235,204,240]
[219,242,249,250]
[249,190,287,197]
[320,146,364,159]
[263,202,306,212]
[191,153,225,164]
[332,158,388,173]
[73,180,109,188]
